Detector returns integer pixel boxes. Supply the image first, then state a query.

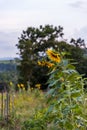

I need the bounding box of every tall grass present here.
[0,89,47,130]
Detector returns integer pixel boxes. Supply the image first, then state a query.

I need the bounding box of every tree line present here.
[0,60,18,83]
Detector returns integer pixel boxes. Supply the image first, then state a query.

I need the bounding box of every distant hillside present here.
[0,59,18,83]
[0,57,15,61]
[0,59,17,72]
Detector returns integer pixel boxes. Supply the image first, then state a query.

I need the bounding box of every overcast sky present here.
[0,0,87,58]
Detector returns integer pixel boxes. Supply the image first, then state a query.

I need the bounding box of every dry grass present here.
[0,89,46,121]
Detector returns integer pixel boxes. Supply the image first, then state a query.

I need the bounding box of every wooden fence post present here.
[1,91,4,118]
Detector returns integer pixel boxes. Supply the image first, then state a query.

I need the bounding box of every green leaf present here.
[65,121,74,129]
[46,88,55,95]
[46,105,54,115]
[63,69,77,74]
[62,59,68,66]
[71,90,81,97]
[48,79,59,87]
[48,68,59,75]
[66,64,75,69]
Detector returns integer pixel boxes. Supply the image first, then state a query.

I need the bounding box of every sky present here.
[0,0,87,58]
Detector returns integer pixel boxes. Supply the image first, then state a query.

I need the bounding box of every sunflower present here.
[38,61,42,65]
[9,81,13,86]
[38,60,54,68]
[35,84,41,89]
[46,49,61,63]
[38,61,45,66]
[45,62,54,68]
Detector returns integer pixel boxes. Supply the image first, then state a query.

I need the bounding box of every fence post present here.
[1,91,4,118]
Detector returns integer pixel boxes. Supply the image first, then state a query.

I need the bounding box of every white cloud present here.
[69,1,83,8]
[68,0,87,11]
[73,26,87,43]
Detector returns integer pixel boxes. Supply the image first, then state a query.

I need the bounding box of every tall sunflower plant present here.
[38,49,87,129]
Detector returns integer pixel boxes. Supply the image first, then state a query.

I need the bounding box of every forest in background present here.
[0,59,18,83]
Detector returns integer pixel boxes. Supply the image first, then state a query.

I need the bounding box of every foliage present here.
[56,41,87,76]
[70,37,85,48]
[16,24,87,90]
[0,59,18,84]
[16,25,64,89]
[22,109,48,130]
[44,49,87,129]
